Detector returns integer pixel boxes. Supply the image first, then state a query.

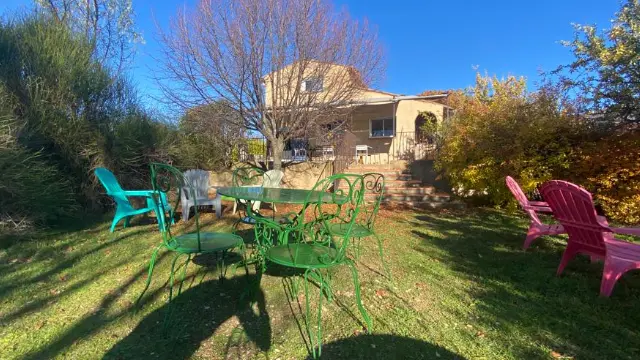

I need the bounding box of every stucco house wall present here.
[346,99,446,163]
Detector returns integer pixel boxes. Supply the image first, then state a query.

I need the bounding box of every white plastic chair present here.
[182,169,222,221]
[231,169,284,214]
[263,169,284,212]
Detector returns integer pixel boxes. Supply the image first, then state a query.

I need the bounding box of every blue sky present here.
[1,0,620,103]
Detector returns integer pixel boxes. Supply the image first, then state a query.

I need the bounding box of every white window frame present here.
[369,117,395,138]
[301,77,323,93]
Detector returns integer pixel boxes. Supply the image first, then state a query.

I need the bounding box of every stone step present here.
[338,179,422,188]
[383,187,437,195]
[344,168,410,176]
[382,193,451,202]
[381,200,465,210]
[358,187,437,197]
[338,181,424,191]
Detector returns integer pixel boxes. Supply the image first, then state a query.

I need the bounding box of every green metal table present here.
[217,186,346,259]
[216,187,342,205]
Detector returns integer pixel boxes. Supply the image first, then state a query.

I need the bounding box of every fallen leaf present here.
[475,331,486,338]
[415,282,428,289]
[375,289,387,297]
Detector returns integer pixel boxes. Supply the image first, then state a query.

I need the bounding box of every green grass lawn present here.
[1,206,640,359]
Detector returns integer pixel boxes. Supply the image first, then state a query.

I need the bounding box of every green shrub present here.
[0,85,78,224]
[0,16,174,225]
[437,74,640,223]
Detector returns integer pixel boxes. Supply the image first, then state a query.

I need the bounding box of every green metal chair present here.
[262,174,371,358]
[136,163,246,310]
[95,167,170,233]
[329,173,390,278]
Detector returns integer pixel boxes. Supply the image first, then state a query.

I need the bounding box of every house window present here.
[370,118,394,138]
[301,77,323,92]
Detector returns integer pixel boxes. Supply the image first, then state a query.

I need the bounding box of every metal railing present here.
[237,131,437,169]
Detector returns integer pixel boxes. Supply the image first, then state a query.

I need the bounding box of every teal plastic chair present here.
[136,163,247,313]
[95,167,169,232]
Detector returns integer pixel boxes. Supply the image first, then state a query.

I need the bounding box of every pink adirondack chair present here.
[506,176,565,250]
[540,180,640,297]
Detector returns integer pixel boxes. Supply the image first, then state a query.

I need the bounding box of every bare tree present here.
[36,0,143,72]
[156,0,384,170]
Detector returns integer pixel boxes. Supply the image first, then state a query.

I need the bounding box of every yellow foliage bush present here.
[437,74,640,224]
[568,132,640,224]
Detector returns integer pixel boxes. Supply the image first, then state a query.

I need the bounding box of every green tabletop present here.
[216,187,345,204]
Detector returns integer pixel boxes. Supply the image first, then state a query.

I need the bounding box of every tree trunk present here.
[271,137,285,170]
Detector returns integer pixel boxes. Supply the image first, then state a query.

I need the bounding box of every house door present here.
[414,112,437,160]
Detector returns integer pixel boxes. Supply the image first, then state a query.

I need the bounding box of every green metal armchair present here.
[136,163,247,312]
[329,173,389,278]
[262,173,371,358]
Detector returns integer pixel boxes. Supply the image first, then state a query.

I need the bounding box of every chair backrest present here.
[150,163,202,250]
[299,173,365,264]
[506,176,543,224]
[263,170,284,188]
[505,176,531,208]
[232,166,265,187]
[95,167,129,207]
[539,180,608,252]
[183,169,210,200]
[362,173,385,230]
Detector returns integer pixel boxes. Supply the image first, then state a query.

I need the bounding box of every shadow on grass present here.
[0,227,154,300]
[312,334,466,359]
[104,273,270,360]
[411,208,640,359]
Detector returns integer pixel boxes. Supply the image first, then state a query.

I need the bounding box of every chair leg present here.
[110,214,125,233]
[303,269,325,359]
[124,216,131,228]
[163,252,184,328]
[354,238,362,261]
[557,243,580,276]
[374,233,391,280]
[177,254,192,296]
[600,259,632,297]
[346,259,372,332]
[218,250,227,281]
[232,201,237,215]
[523,223,541,250]
[168,253,183,302]
[182,206,190,222]
[215,197,222,219]
[135,244,163,307]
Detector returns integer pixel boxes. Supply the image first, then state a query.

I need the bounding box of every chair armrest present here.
[524,204,553,213]
[611,228,640,237]
[529,201,549,207]
[123,190,155,197]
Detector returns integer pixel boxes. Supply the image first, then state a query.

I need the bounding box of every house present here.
[262,60,453,164]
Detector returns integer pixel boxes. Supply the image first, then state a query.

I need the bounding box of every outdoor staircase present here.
[341,163,463,209]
